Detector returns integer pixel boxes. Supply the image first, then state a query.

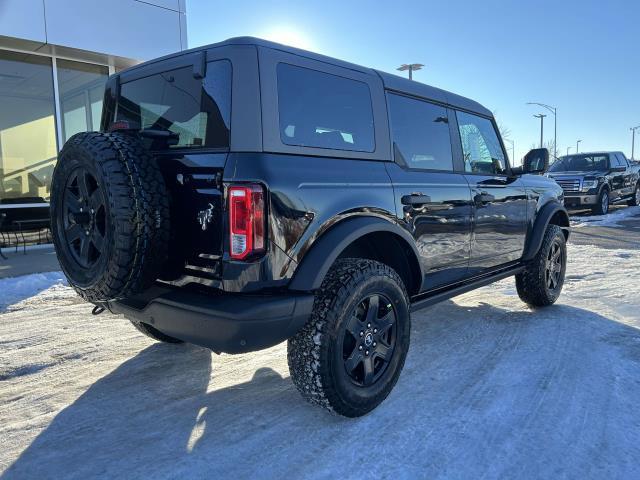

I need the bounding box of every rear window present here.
[277,63,375,153]
[114,60,231,149]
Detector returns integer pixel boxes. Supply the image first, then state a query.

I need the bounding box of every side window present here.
[615,153,627,167]
[387,93,453,171]
[277,63,375,152]
[610,154,621,167]
[456,111,507,175]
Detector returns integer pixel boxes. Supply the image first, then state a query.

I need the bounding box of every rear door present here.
[385,93,473,290]
[614,153,634,198]
[453,110,528,273]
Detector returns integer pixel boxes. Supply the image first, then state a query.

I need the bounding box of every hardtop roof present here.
[121,36,492,117]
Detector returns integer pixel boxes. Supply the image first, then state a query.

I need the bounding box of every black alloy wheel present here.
[342,293,397,387]
[545,237,564,293]
[62,167,107,269]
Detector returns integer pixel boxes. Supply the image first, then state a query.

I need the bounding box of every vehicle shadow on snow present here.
[4,301,640,479]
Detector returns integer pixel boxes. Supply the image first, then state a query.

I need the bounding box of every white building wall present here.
[0,0,187,61]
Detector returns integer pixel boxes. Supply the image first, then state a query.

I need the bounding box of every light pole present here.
[397,63,424,80]
[631,126,640,160]
[527,102,557,160]
[534,114,546,148]
[566,146,573,156]
[504,138,515,165]
[576,139,582,153]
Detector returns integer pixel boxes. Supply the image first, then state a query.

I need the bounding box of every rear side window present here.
[387,93,453,170]
[277,63,375,152]
[456,111,507,175]
[115,60,231,149]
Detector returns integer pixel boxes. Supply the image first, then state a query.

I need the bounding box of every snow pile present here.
[1,244,640,478]
[570,205,640,228]
[0,271,67,312]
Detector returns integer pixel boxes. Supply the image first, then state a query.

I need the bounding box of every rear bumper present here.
[109,287,314,354]
[563,193,597,209]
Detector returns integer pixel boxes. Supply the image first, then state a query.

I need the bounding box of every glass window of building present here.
[56,59,109,143]
[0,50,57,203]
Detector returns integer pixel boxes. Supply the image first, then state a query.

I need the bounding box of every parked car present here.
[546,151,640,214]
[50,37,570,417]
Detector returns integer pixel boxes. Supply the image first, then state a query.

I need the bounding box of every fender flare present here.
[288,216,423,292]
[522,201,570,261]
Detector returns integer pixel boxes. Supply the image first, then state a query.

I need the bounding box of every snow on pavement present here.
[1,243,640,479]
[0,272,67,313]
[570,205,640,228]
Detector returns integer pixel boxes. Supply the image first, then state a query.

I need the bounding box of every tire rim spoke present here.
[79,237,91,265]
[344,348,364,373]
[373,342,391,361]
[365,294,379,325]
[362,356,375,386]
[78,171,91,200]
[91,230,105,251]
[345,314,363,337]
[65,189,81,212]
[374,310,394,335]
[65,224,83,243]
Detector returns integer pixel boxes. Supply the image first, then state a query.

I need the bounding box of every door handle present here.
[401,194,432,206]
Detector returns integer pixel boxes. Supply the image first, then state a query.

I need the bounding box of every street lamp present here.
[504,138,515,165]
[576,139,582,153]
[527,102,557,160]
[566,146,573,156]
[534,114,546,148]
[630,126,640,160]
[397,63,424,80]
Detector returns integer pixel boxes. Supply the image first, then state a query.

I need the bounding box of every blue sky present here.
[187,0,640,162]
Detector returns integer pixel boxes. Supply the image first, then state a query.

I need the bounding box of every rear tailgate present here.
[102,56,233,286]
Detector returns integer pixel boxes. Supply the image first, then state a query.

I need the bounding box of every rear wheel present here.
[516,225,567,308]
[287,259,410,417]
[627,182,640,206]
[592,188,609,215]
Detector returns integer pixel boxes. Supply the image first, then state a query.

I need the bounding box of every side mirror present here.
[523,148,549,174]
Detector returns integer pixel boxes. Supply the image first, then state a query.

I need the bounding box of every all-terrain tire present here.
[51,132,169,303]
[516,225,567,308]
[592,187,610,215]
[130,321,183,344]
[287,258,411,417]
[627,182,640,206]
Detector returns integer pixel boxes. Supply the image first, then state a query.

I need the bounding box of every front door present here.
[385,93,473,290]
[454,110,528,273]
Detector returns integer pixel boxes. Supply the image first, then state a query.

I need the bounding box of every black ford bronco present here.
[51,37,570,417]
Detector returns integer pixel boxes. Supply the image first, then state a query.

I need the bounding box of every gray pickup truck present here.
[546,151,640,214]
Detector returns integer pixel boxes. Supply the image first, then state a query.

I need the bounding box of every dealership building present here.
[0,0,186,242]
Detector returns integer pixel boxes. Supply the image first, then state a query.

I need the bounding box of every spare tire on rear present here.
[51,132,169,303]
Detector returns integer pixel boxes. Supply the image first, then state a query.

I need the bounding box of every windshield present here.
[113,60,231,149]
[549,154,609,172]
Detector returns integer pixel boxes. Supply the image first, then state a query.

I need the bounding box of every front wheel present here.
[287,259,411,417]
[516,225,567,308]
[592,188,609,215]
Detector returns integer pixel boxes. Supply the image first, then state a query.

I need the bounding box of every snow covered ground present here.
[570,205,640,228]
[1,242,640,479]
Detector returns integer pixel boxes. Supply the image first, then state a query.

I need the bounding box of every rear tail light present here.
[228,184,265,260]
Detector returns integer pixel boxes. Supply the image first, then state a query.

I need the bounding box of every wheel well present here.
[337,231,421,295]
[549,209,570,240]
